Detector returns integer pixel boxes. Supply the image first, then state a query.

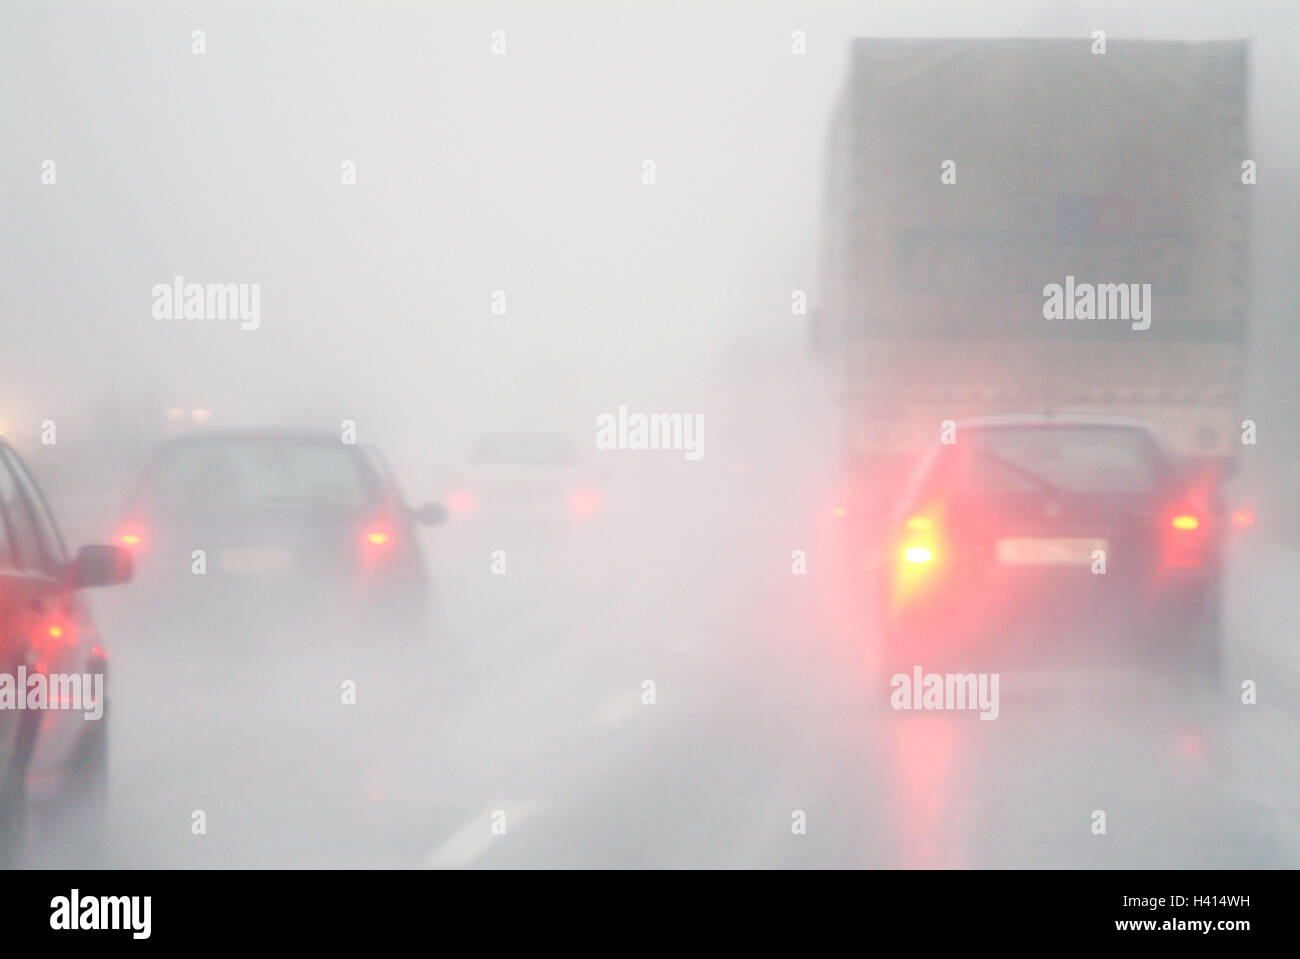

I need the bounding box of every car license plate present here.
[995,537,1107,565]
[219,547,293,574]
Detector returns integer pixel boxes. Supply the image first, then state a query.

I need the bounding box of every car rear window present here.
[140,440,376,513]
[931,427,1163,496]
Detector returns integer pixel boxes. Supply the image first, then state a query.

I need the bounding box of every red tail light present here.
[361,522,395,566]
[1231,508,1255,530]
[568,487,601,518]
[117,528,143,550]
[899,517,938,567]
[1162,506,1208,568]
[31,619,75,675]
[888,513,942,613]
[363,524,393,548]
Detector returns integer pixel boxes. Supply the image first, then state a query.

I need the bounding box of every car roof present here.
[951,412,1160,434]
[128,430,392,505]
[473,429,574,442]
[156,429,352,447]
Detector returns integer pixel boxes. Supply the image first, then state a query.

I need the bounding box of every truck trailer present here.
[813,38,1250,505]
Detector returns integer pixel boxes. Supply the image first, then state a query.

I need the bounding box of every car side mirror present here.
[70,544,133,588]
[412,502,447,527]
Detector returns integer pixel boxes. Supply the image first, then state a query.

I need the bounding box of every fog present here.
[2,0,1298,869]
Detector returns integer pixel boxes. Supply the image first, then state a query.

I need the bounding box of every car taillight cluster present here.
[901,516,936,564]
[360,522,396,564]
[568,487,601,518]
[883,513,942,614]
[447,490,476,513]
[1162,507,1209,568]
[31,619,76,675]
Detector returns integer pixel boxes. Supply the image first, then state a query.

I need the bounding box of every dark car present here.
[114,430,444,639]
[0,438,132,866]
[871,415,1224,679]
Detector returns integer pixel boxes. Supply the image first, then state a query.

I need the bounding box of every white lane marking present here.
[588,688,644,725]
[421,801,540,868]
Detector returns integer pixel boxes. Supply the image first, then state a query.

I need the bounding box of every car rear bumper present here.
[878,565,1216,666]
[117,561,429,641]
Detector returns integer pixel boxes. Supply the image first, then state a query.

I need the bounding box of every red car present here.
[0,437,132,866]
[871,415,1224,680]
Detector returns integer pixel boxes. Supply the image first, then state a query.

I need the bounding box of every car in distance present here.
[113,430,444,638]
[438,430,604,524]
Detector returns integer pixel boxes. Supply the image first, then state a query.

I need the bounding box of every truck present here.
[812,38,1250,509]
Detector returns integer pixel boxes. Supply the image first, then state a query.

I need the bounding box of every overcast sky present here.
[2,1,1295,477]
